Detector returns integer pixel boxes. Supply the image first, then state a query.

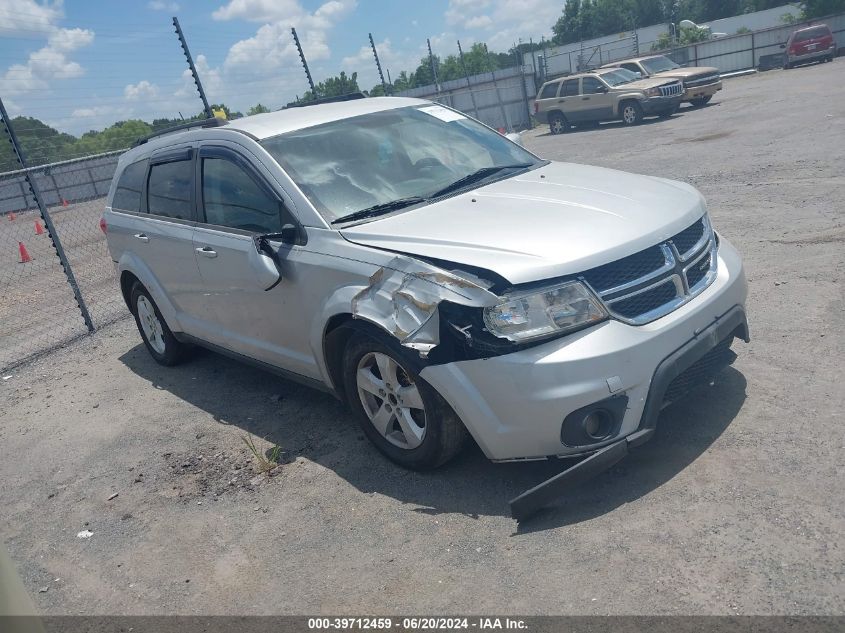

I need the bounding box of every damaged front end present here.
[350,256,502,358]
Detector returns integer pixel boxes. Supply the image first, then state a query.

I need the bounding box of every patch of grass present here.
[241,434,282,476]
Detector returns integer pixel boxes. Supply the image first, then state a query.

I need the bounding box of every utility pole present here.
[291,27,316,97]
[456,40,480,119]
[369,33,388,95]
[172,16,213,119]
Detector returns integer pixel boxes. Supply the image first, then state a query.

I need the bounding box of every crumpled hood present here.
[340,161,706,285]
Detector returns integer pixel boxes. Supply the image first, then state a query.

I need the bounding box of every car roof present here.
[542,69,616,84]
[601,55,661,68]
[226,96,428,140]
[793,23,829,33]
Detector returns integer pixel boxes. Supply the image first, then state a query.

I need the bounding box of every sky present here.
[0,0,562,135]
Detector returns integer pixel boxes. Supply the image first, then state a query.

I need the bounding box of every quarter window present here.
[112,160,146,213]
[147,160,193,221]
[561,79,579,97]
[539,82,560,99]
[201,157,282,233]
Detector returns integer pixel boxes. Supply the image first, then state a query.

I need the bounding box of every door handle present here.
[196,246,218,258]
[134,233,149,242]
[582,97,590,100]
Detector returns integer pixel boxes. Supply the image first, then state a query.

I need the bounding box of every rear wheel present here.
[549,112,568,135]
[690,95,712,108]
[130,282,189,366]
[621,101,643,126]
[343,332,467,469]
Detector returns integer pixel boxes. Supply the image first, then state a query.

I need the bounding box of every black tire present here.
[691,95,712,108]
[130,282,189,366]
[620,100,643,126]
[783,62,791,70]
[342,331,467,470]
[548,112,568,135]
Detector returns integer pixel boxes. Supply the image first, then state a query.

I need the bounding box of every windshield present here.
[601,69,639,86]
[641,56,681,74]
[260,105,540,223]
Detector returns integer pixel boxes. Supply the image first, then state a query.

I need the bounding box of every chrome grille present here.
[683,73,720,88]
[659,82,684,97]
[580,216,718,325]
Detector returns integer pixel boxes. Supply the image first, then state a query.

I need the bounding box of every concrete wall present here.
[0,152,122,215]
[397,66,536,131]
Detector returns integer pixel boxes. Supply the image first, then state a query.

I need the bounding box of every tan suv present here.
[602,55,721,107]
[534,68,683,134]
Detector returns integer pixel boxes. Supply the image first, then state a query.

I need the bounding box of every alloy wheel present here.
[136,295,166,355]
[356,352,426,450]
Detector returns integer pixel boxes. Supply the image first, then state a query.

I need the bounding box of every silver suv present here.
[104,96,749,518]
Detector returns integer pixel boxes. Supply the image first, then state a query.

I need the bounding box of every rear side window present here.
[539,82,560,99]
[561,79,580,97]
[582,77,605,94]
[147,160,193,221]
[112,160,146,212]
[201,158,282,233]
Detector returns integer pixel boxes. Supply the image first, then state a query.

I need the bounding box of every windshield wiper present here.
[427,163,533,199]
[331,196,427,225]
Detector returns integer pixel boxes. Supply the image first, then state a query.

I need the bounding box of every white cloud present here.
[147,0,180,11]
[1,31,94,97]
[0,0,62,33]
[444,0,557,49]
[340,37,423,91]
[124,80,160,101]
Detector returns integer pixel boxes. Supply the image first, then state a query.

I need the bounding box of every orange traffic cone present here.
[18,241,32,263]
[62,198,69,207]
[35,220,44,235]
[8,211,16,221]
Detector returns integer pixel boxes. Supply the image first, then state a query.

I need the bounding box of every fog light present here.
[583,410,612,440]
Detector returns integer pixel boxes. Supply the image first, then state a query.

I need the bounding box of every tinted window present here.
[561,79,579,97]
[112,160,146,212]
[795,26,830,41]
[202,158,282,233]
[621,63,641,74]
[582,77,605,94]
[147,160,193,220]
[539,82,560,99]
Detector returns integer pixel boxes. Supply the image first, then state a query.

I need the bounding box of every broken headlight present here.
[483,281,607,343]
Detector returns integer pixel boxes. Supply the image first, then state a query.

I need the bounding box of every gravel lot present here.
[1,61,843,616]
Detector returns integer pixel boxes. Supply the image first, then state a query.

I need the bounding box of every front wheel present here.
[549,112,568,135]
[130,282,189,366]
[691,95,712,108]
[621,101,643,126]
[343,332,467,469]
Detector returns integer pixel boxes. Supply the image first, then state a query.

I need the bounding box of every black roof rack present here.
[281,92,368,110]
[132,117,229,148]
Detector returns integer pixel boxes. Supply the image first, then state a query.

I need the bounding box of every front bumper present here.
[640,96,683,115]
[683,80,722,101]
[420,236,748,462]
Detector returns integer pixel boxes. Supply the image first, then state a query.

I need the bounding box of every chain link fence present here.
[0,151,127,372]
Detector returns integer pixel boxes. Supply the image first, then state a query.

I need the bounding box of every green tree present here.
[303,71,360,100]
[247,103,271,115]
[801,0,845,17]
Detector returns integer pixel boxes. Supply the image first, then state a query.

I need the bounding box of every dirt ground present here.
[1,61,843,616]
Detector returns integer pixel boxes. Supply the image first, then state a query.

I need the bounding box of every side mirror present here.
[280,223,299,244]
[634,71,642,78]
[505,132,524,147]
[780,43,786,49]
[597,86,608,93]
[248,238,282,290]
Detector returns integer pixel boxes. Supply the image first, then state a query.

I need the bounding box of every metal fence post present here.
[0,96,95,333]
[457,40,480,119]
[369,33,388,95]
[484,44,510,131]
[172,16,213,119]
[291,27,317,97]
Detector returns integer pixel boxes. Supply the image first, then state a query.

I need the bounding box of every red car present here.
[783,24,837,69]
